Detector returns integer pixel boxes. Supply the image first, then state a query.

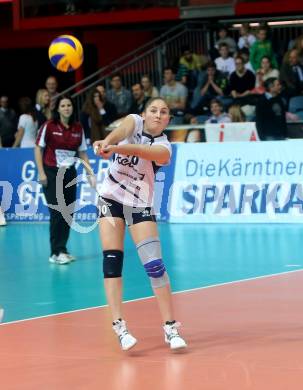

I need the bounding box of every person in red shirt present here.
[35,94,95,265]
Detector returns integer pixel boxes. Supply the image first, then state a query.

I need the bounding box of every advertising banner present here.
[168,140,303,223]
[205,122,259,142]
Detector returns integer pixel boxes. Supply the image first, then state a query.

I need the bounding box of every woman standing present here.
[35,89,52,128]
[93,97,187,351]
[13,97,38,148]
[35,95,95,265]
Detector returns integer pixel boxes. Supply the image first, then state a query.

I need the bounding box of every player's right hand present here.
[39,173,48,187]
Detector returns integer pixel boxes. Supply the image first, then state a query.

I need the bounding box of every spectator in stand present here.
[12,97,38,148]
[215,43,235,77]
[35,89,52,128]
[80,88,107,145]
[249,27,278,72]
[190,62,228,114]
[238,23,256,50]
[238,48,255,73]
[45,75,59,110]
[280,49,303,99]
[95,83,118,125]
[228,104,246,122]
[294,34,303,65]
[255,78,287,141]
[214,26,237,56]
[255,56,279,93]
[177,45,208,91]
[228,55,256,104]
[187,98,231,142]
[141,75,159,98]
[106,74,132,118]
[0,95,17,147]
[129,83,149,115]
[160,67,188,125]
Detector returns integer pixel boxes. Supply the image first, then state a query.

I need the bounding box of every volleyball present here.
[48,35,83,72]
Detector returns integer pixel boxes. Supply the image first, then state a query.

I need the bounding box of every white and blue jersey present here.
[100,114,171,207]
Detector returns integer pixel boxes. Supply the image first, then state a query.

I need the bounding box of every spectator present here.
[160,67,188,125]
[228,104,246,122]
[13,97,37,148]
[35,89,52,128]
[187,98,231,142]
[214,26,237,55]
[215,43,236,77]
[250,27,278,72]
[238,23,256,50]
[45,75,59,110]
[255,56,280,91]
[129,83,149,115]
[80,88,107,144]
[294,34,303,65]
[177,45,208,91]
[141,75,159,98]
[191,62,228,114]
[205,98,231,124]
[280,49,303,98]
[95,84,118,125]
[0,95,17,147]
[106,74,132,118]
[228,56,256,103]
[238,48,255,73]
[255,78,287,141]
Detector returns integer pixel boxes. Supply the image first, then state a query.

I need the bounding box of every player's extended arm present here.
[107,144,170,165]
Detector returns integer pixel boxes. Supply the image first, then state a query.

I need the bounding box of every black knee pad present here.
[103,250,124,278]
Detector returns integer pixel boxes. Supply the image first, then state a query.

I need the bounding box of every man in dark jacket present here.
[255,78,287,140]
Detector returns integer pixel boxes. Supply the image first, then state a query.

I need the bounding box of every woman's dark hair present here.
[52,94,75,125]
[144,97,170,112]
[82,88,103,123]
[18,96,36,121]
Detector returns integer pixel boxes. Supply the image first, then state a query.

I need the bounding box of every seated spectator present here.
[238,48,255,73]
[294,34,303,65]
[255,56,279,92]
[140,75,159,98]
[160,67,188,125]
[250,27,278,72]
[13,97,38,148]
[177,45,208,90]
[190,62,228,114]
[0,95,17,147]
[228,56,256,103]
[214,26,237,56]
[35,89,51,128]
[215,43,235,77]
[280,49,303,99]
[228,104,246,122]
[80,88,109,144]
[187,98,231,142]
[255,78,287,141]
[95,83,118,125]
[129,83,149,114]
[238,23,256,50]
[106,74,132,118]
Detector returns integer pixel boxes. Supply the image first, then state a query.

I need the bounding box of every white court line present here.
[1,268,303,327]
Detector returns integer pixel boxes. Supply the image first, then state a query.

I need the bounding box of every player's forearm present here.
[78,151,94,175]
[34,146,45,176]
[114,144,169,164]
[104,115,135,144]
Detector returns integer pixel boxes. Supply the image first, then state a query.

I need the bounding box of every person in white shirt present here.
[93,98,187,352]
[13,97,38,148]
[215,43,236,77]
[238,23,256,50]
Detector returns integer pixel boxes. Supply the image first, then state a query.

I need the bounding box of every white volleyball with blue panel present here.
[48,35,83,72]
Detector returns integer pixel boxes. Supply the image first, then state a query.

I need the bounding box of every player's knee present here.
[103,250,123,278]
[136,237,169,288]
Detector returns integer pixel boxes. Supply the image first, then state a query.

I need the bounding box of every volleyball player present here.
[93,97,187,351]
[35,95,95,265]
